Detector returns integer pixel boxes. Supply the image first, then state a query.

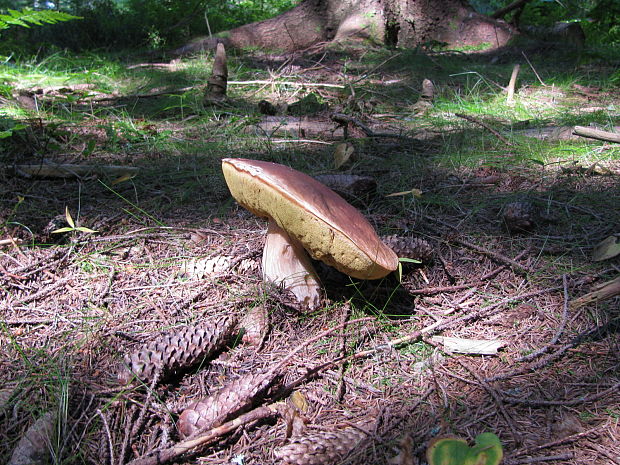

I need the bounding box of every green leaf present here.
[427,433,502,465]
[0,8,80,32]
[399,257,422,264]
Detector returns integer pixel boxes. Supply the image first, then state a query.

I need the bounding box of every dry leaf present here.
[289,391,309,413]
[8,411,56,465]
[0,385,18,417]
[240,304,269,346]
[333,142,354,169]
[110,173,136,185]
[432,336,506,355]
[386,188,423,198]
[592,235,620,261]
[388,434,416,465]
[283,404,307,439]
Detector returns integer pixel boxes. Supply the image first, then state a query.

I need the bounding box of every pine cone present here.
[382,235,434,263]
[502,200,538,233]
[177,370,278,438]
[274,419,374,465]
[117,316,237,385]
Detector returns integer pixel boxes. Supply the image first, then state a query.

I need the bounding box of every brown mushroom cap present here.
[222,158,398,279]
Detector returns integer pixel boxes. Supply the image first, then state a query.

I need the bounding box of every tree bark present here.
[172,0,515,55]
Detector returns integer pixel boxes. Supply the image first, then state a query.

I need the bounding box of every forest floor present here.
[1,38,619,465]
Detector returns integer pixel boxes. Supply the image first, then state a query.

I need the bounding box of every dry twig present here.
[455,113,514,146]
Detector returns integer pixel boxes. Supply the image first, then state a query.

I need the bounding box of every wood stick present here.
[451,237,530,275]
[570,275,620,309]
[228,80,345,89]
[126,405,279,465]
[512,425,607,457]
[506,64,520,104]
[331,113,411,139]
[502,381,620,407]
[521,51,545,86]
[0,238,24,247]
[573,126,620,144]
[14,163,139,179]
[454,113,514,146]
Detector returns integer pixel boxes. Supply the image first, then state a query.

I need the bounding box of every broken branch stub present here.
[205,42,228,101]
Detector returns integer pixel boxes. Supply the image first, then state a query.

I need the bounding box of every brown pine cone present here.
[274,419,374,465]
[116,316,237,385]
[177,369,278,438]
[382,235,434,263]
[502,200,538,233]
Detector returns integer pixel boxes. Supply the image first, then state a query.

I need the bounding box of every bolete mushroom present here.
[222,158,399,309]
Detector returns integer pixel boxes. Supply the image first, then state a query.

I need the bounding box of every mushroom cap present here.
[222,158,398,279]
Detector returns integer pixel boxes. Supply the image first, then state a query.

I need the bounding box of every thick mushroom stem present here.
[262,219,321,309]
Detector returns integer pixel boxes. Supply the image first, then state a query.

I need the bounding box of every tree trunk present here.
[172,0,515,55]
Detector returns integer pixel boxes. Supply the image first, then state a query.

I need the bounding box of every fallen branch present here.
[290,287,562,387]
[486,316,620,382]
[410,250,529,296]
[451,237,530,275]
[491,0,532,19]
[89,80,346,102]
[408,283,472,295]
[570,275,620,309]
[228,80,345,89]
[522,51,546,86]
[512,424,608,457]
[505,454,574,464]
[0,238,24,247]
[14,163,139,179]
[127,317,374,464]
[455,113,514,146]
[331,113,411,139]
[502,381,620,407]
[573,126,620,144]
[126,404,279,465]
[267,139,333,145]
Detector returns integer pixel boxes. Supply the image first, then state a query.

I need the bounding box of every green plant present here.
[51,207,97,234]
[0,115,26,139]
[0,8,79,31]
[427,432,503,465]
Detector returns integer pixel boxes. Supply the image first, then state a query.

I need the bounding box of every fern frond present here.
[0,8,80,31]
